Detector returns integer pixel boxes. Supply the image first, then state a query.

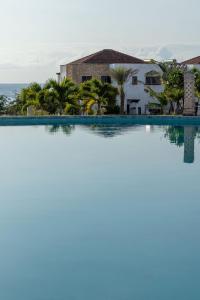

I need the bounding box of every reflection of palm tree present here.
[46,125,75,136]
[83,125,138,138]
[164,126,199,164]
[164,126,184,147]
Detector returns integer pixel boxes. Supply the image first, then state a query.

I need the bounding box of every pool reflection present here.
[164,125,200,164]
[46,124,200,164]
[184,127,195,164]
[45,125,75,135]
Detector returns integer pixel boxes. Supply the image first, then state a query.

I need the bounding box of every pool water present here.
[0,125,200,300]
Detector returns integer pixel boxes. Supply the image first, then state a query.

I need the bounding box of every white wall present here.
[110,63,163,114]
[59,62,164,115]
[187,64,200,71]
[60,65,67,81]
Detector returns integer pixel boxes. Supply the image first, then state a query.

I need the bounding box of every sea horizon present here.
[0,83,43,99]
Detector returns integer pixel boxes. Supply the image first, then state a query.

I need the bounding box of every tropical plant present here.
[37,89,60,115]
[192,68,200,98]
[0,95,8,115]
[146,60,184,114]
[166,87,184,114]
[110,67,137,114]
[43,78,79,115]
[16,83,42,114]
[151,60,184,86]
[79,79,118,115]
[147,88,168,114]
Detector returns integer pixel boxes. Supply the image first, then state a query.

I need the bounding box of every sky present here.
[0,0,199,83]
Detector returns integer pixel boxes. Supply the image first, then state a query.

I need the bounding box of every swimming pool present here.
[0,124,200,300]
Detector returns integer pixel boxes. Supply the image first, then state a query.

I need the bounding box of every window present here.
[145,76,161,85]
[82,76,92,82]
[101,76,111,84]
[132,76,138,85]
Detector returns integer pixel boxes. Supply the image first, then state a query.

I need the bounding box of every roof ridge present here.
[68,49,145,65]
[182,55,200,64]
[105,49,143,60]
[70,49,106,64]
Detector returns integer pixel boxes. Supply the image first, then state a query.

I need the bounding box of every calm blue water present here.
[0,84,29,99]
[0,124,200,300]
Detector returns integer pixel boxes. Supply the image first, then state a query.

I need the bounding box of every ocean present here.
[0,84,29,99]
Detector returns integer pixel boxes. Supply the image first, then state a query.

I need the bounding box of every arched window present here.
[145,71,161,85]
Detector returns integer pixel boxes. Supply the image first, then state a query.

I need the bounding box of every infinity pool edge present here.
[0,115,200,126]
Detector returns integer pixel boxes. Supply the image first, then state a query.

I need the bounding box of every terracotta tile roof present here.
[69,49,145,65]
[182,56,200,65]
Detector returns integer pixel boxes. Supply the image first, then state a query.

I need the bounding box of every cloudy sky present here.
[0,0,199,83]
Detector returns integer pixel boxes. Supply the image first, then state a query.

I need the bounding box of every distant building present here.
[58,49,163,115]
[182,56,200,70]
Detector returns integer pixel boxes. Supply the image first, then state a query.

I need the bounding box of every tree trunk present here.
[97,102,101,115]
[120,86,125,115]
[176,100,183,114]
[169,101,174,114]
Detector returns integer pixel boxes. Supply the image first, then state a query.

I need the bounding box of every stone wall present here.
[66,63,110,84]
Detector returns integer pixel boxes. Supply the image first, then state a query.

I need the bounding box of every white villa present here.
[58,49,163,115]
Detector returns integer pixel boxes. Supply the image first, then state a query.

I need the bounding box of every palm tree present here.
[110,67,137,114]
[43,78,79,115]
[0,95,8,115]
[146,60,185,114]
[146,86,184,115]
[147,88,168,114]
[192,68,200,98]
[79,79,118,115]
[165,87,184,114]
[17,82,42,114]
[38,89,60,115]
[150,60,182,84]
